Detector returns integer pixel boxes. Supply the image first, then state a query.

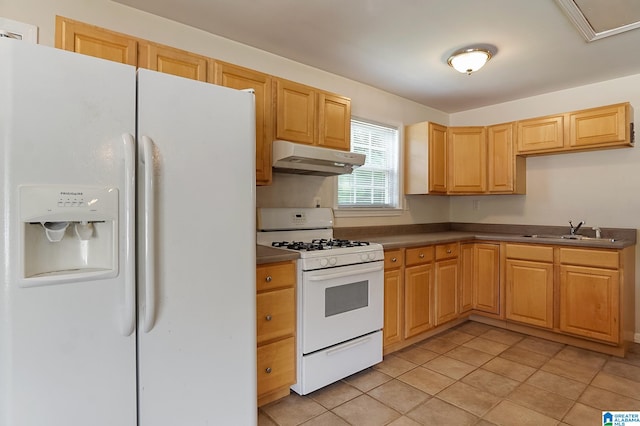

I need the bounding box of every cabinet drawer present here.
[257,261,296,291]
[436,243,459,260]
[506,244,554,262]
[405,246,434,266]
[559,248,619,269]
[257,288,295,344]
[257,337,295,396]
[384,249,404,269]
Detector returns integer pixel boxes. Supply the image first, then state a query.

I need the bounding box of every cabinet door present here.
[459,244,474,313]
[505,259,553,328]
[404,264,434,338]
[517,115,564,154]
[138,42,210,82]
[383,268,404,348]
[448,126,487,193]
[487,123,525,194]
[55,16,137,65]
[318,92,351,151]
[428,123,448,193]
[474,244,500,314]
[435,258,459,325]
[569,103,630,149]
[559,265,619,343]
[275,79,316,145]
[215,61,273,185]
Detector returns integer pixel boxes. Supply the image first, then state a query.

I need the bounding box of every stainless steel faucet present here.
[569,220,585,236]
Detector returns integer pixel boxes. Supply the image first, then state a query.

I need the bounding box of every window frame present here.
[334,117,404,217]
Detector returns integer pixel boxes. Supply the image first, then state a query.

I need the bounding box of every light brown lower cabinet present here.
[404,246,435,339]
[460,243,500,315]
[404,263,434,338]
[558,248,624,344]
[434,243,459,325]
[256,261,296,406]
[383,249,404,348]
[383,244,463,352]
[383,240,633,358]
[505,244,554,329]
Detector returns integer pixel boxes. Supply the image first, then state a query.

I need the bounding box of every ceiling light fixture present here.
[447,48,493,75]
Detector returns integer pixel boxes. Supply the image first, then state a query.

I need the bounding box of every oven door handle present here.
[326,335,373,356]
[307,264,383,282]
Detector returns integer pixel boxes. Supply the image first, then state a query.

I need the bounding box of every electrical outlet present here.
[313,197,321,208]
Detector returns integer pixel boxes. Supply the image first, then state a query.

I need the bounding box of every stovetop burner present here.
[272,239,371,251]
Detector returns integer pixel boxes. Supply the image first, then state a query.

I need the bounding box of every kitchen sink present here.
[521,234,617,242]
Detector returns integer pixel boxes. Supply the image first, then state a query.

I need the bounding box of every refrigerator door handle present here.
[121,133,136,336]
[141,136,156,333]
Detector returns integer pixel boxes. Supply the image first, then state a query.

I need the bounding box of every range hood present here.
[272,140,366,176]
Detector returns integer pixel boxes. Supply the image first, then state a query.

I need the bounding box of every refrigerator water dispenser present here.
[19,185,119,286]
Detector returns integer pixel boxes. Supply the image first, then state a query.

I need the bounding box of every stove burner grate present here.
[272,239,371,251]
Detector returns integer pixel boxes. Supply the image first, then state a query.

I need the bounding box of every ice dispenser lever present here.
[42,221,70,242]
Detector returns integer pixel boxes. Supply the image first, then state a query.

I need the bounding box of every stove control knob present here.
[368,253,376,261]
[329,257,337,266]
[320,258,329,267]
[360,253,368,262]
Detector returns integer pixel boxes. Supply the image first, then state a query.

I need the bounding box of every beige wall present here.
[4,0,639,337]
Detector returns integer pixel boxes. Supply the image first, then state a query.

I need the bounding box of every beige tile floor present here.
[258,321,640,426]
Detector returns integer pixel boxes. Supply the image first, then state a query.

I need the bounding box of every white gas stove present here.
[257,208,384,395]
[256,208,384,270]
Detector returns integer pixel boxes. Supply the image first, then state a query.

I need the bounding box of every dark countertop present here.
[368,231,634,250]
[256,229,635,264]
[256,244,299,264]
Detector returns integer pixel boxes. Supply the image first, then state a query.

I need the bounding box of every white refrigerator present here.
[0,39,257,425]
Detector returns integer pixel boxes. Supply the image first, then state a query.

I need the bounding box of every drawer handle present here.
[446,249,452,254]
[265,314,272,321]
[419,253,424,258]
[391,257,397,262]
[265,367,272,374]
[265,276,272,283]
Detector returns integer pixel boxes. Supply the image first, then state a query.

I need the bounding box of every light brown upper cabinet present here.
[405,122,523,195]
[516,114,565,154]
[404,122,447,194]
[56,16,213,83]
[517,102,633,155]
[447,126,487,193]
[215,61,273,185]
[138,41,212,82]
[487,123,526,194]
[55,16,137,65]
[275,78,351,151]
[569,103,632,149]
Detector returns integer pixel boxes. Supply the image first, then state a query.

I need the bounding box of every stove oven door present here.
[301,261,384,354]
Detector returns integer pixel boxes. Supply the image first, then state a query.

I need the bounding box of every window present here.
[337,118,400,210]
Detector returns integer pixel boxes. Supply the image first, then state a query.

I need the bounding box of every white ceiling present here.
[113,0,640,113]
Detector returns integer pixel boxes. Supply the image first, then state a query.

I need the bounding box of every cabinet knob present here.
[265,367,272,374]
[265,275,272,283]
[419,253,424,258]
[265,314,272,321]
[391,257,397,262]
[446,249,452,254]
